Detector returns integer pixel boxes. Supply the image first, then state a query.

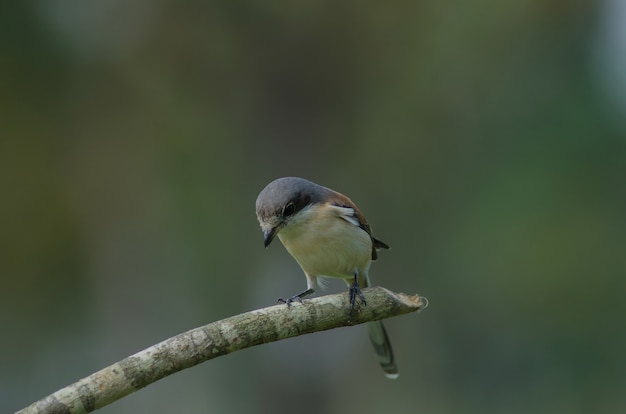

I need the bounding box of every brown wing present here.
[330,193,390,260]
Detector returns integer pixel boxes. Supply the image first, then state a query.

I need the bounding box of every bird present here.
[255,176,397,378]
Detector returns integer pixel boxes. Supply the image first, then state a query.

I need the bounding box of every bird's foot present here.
[349,279,367,313]
[277,295,303,307]
[277,288,314,307]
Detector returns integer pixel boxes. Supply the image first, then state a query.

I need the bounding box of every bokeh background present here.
[2,1,626,413]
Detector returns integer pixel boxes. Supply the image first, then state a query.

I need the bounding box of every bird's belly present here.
[278,218,372,279]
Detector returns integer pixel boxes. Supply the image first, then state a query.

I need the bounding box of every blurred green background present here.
[2,1,625,413]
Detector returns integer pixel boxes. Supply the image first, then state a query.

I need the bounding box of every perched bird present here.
[255,177,397,378]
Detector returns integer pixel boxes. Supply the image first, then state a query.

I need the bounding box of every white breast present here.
[277,203,373,280]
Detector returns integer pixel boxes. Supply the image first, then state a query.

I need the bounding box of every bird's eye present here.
[283,202,296,217]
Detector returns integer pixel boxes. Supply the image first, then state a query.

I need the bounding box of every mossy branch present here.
[16,287,426,414]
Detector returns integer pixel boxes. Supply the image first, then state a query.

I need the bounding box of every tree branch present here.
[16,287,426,414]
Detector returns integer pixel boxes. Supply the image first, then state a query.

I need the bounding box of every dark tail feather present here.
[370,237,390,260]
[368,320,398,379]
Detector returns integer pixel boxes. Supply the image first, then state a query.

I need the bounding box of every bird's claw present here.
[277,296,303,307]
[349,281,367,313]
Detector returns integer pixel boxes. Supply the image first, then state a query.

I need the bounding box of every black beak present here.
[263,227,278,247]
